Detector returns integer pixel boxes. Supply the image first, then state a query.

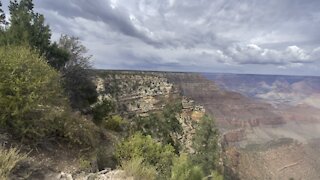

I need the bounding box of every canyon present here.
[5,70,320,179]
[97,71,320,179]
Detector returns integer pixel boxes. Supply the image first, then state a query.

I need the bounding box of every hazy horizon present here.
[94,68,320,77]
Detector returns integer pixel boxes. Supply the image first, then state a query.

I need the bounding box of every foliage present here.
[58,35,92,68]
[104,74,120,97]
[0,146,28,179]
[62,64,98,111]
[207,171,224,180]
[58,35,97,111]
[96,145,117,171]
[61,111,100,148]
[170,153,204,180]
[78,156,92,172]
[116,133,176,179]
[46,42,69,70]
[162,101,183,133]
[0,46,67,140]
[104,115,127,132]
[0,46,99,147]
[192,115,220,176]
[121,157,157,180]
[1,0,69,69]
[0,1,7,26]
[131,101,183,151]
[91,99,115,125]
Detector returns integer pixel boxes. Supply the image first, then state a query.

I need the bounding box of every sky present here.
[2,0,320,76]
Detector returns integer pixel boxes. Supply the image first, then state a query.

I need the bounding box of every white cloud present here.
[285,46,310,62]
[26,0,320,75]
[226,43,317,66]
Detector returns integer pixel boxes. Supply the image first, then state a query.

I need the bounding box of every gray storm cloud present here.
[2,0,320,75]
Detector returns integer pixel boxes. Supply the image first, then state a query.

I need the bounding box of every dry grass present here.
[0,146,28,179]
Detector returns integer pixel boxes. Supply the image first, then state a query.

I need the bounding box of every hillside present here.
[2,69,320,179]
[94,71,320,179]
[1,70,218,180]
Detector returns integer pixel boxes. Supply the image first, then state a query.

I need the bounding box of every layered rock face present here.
[95,71,179,116]
[94,71,205,153]
[178,97,205,153]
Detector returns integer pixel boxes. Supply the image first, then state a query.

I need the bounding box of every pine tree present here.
[5,0,68,69]
[8,0,34,44]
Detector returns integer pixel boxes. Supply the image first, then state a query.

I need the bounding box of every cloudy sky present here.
[2,0,320,75]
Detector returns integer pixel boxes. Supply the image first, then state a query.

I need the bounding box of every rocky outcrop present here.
[56,169,133,180]
[94,71,207,154]
[95,71,179,115]
[177,97,205,153]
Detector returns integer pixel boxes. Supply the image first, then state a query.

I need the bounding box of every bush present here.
[170,154,204,180]
[62,64,98,111]
[91,99,115,125]
[78,156,92,172]
[131,100,183,152]
[96,145,117,171]
[0,46,68,141]
[104,115,127,132]
[62,111,100,148]
[116,133,176,179]
[58,35,98,111]
[0,146,27,179]
[0,46,102,147]
[121,157,157,180]
[208,171,224,180]
[192,115,220,176]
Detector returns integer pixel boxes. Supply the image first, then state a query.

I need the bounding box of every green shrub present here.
[96,145,117,171]
[0,146,28,179]
[170,153,204,180]
[62,111,100,148]
[0,46,68,141]
[192,115,220,175]
[116,133,176,179]
[104,115,127,132]
[91,99,115,124]
[121,157,157,180]
[207,171,224,180]
[62,64,98,111]
[0,46,102,147]
[59,35,98,111]
[131,100,183,152]
[78,156,92,172]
